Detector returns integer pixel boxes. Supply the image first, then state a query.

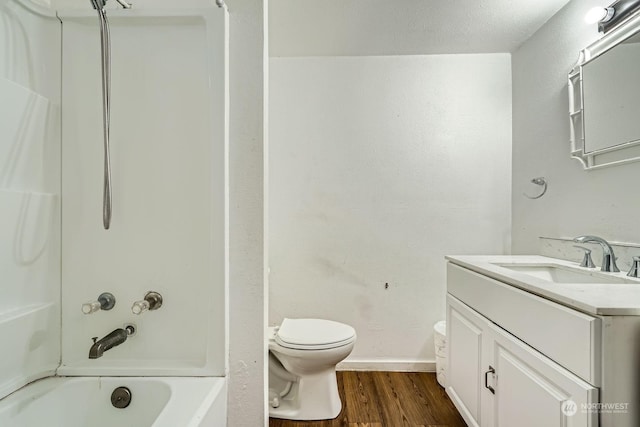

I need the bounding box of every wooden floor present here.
[269,371,467,427]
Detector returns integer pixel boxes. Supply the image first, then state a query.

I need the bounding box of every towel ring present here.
[523,177,547,199]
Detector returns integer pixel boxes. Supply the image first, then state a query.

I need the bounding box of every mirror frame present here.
[569,12,640,170]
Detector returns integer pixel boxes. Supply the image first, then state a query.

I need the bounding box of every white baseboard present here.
[337,359,436,372]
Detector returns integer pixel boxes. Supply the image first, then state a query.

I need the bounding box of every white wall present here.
[269,0,572,56]
[226,0,268,425]
[270,54,512,368]
[511,0,640,254]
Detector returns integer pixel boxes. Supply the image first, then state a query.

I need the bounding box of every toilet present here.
[268,318,356,420]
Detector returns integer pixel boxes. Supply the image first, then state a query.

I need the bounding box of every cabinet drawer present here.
[448,262,600,385]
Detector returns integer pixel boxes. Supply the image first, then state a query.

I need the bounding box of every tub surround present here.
[0,3,229,425]
[58,7,227,375]
[447,254,640,315]
[0,1,61,401]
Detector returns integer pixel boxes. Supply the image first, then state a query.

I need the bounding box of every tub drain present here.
[111,386,132,409]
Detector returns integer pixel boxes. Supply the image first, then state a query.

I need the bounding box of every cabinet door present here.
[489,323,598,427]
[446,295,490,427]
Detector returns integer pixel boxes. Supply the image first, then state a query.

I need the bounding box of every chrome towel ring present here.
[523,177,547,199]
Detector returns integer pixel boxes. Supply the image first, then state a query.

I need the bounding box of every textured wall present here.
[511,0,640,254]
[270,54,512,369]
[227,0,268,425]
[269,0,572,56]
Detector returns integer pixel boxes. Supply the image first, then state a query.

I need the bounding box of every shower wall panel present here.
[59,9,227,376]
[0,1,61,399]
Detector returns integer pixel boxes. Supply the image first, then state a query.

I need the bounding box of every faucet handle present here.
[574,246,596,268]
[82,301,102,314]
[82,292,116,314]
[628,256,640,278]
[131,300,149,315]
[132,291,163,315]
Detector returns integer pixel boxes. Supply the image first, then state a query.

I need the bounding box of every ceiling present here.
[270,0,573,56]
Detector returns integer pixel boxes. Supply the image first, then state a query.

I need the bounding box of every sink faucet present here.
[89,325,135,359]
[573,235,620,272]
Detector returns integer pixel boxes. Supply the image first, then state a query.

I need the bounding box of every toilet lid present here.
[276,318,356,350]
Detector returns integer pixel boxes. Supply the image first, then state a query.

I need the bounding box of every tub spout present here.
[89,325,135,359]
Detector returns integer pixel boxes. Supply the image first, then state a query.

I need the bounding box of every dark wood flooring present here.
[269,371,467,427]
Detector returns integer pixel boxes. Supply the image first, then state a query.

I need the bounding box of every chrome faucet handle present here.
[628,256,640,278]
[82,292,116,314]
[132,291,163,315]
[574,246,596,268]
[573,235,620,272]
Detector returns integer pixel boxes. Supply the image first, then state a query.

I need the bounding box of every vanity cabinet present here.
[446,263,599,427]
[447,295,489,427]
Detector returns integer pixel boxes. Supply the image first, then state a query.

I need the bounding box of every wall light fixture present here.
[588,0,640,33]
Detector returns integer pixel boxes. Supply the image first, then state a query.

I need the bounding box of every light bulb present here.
[584,6,615,24]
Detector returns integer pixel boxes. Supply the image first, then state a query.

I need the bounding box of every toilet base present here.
[269,368,342,421]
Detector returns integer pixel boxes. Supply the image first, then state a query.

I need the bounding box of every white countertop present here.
[446,255,640,316]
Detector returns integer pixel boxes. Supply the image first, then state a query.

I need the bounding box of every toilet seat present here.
[275,318,356,350]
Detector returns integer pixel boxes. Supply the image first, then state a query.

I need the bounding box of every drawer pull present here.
[485,366,496,394]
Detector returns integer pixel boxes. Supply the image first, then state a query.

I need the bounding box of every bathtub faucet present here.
[89,325,135,359]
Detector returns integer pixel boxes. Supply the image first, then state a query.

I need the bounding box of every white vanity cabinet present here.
[446,295,490,427]
[446,263,599,427]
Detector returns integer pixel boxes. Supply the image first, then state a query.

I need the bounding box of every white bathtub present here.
[0,376,226,427]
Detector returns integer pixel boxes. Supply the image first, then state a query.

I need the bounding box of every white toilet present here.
[268,318,356,420]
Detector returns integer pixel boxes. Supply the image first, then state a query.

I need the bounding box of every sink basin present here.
[494,264,637,284]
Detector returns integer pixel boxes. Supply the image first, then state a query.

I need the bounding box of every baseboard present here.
[337,359,436,372]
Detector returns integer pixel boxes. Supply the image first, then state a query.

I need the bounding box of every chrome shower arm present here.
[91,0,131,10]
[114,0,132,9]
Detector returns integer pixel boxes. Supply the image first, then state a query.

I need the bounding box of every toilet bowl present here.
[268,318,356,421]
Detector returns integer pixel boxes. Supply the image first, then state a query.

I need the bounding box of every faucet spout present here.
[89,325,134,359]
[573,235,620,272]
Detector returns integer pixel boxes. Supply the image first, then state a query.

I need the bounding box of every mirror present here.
[569,12,640,169]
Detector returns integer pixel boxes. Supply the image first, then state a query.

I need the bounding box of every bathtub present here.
[0,376,226,427]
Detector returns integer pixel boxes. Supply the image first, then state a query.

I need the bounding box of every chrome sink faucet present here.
[573,235,620,273]
[89,325,135,359]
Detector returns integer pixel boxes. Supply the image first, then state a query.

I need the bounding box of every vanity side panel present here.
[600,316,640,427]
[447,262,599,385]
